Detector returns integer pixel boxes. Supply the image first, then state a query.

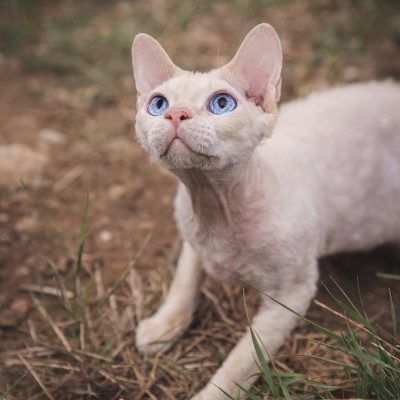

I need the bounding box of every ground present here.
[0,1,399,399]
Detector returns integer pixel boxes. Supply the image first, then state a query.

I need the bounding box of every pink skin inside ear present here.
[164,109,191,128]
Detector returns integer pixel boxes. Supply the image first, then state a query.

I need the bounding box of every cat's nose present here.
[164,108,191,128]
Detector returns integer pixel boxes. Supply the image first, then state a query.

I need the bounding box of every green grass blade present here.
[215,384,236,400]
[305,353,358,370]
[234,384,260,400]
[306,381,341,390]
[48,260,71,310]
[388,288,397,338]
[20,179,73,254]
[322,282,375,334]
[323,341,396,372]
[242,281,400,399]
[328,276,360,313]
[357,276,369,321]
[243,290,279,399]
[74,193,89,297]
[250,327,279,398]
[96,231,151,308]
[0,372,27,399]
[247,283,344,342]
[264,342,292,400]
[73,195,90,348]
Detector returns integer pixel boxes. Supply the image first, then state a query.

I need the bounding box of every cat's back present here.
[264,81,400,254]
[275,80,400,146]
[268,81,400,177]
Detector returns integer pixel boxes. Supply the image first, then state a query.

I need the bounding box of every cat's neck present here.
[172,151,266,227]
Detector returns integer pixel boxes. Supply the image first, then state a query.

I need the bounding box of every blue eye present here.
[148,95,169,116]
[209,93,237,115]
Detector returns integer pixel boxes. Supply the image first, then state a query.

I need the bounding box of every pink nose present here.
[164,108,191,128]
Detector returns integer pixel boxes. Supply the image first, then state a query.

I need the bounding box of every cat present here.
[131,23,400,399]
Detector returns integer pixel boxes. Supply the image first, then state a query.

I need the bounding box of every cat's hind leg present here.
[136,241,203,354]
[191,259,318,400]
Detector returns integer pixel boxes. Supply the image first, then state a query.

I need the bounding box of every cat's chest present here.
[192,231,244,281]
[174,188,271,282]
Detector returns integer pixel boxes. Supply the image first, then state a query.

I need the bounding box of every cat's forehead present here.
[155,71,240,104]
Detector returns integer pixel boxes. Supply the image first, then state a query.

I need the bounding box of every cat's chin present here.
[162,137,191,156]
[158,137,220,171]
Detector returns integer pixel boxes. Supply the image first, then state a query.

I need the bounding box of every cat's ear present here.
[224,23,282,108]
[132,34,181,95]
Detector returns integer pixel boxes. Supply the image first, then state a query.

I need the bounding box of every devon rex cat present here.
[131,23,400,399]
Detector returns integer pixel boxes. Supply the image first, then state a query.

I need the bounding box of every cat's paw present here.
[190,390,223,400]
[190,384,232,400]
[189,394,203,400]
[135,313,189,355]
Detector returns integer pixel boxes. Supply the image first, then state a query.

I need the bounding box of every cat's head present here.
[132,23,282,171]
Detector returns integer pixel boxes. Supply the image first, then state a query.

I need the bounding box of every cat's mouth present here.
[162,137,189,156]
[161,136,218,161]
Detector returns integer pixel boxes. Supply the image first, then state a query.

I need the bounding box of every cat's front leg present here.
[136,241,203,354]
[190,260,318,400]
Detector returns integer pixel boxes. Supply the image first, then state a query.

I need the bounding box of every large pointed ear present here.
[223,23,282,108]
[132,33,181,95]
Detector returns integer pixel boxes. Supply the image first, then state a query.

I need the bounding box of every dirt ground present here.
[0,1,400,399]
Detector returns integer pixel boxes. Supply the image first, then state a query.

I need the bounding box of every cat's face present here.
[132,24,282,171]
[135,71,276,170]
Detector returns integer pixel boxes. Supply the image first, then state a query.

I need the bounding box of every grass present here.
[2,0,399,87]
[0,198,156,399]
[0,0,44,51]
[1,196,399,398]
[236,281,400,399]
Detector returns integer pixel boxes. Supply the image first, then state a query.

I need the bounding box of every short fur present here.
[131,24,400,399]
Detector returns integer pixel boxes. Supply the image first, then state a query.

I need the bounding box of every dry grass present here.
[2,258,397,399]
[2,209,398,399]
[0,229,251,399]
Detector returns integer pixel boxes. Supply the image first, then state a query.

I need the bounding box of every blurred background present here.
[0,0,399,399]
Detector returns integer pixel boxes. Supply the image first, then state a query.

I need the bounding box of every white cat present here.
[131,23,400,399]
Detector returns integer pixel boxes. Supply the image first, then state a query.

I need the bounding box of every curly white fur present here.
[132,24,400,399]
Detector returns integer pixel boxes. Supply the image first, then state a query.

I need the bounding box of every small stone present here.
[3,115,39,145]
[15,215,39,233]
[10,298,29,316]
[0,298,29,326]
[99,230,112,242]
[0,232,11,243]
[39,128,67,145]
[0,144,48,189]
[16,266,30,277]
[108,184,127,200]
[138,220,154,230]
[161,194,172,205]
[0,213,9,223]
